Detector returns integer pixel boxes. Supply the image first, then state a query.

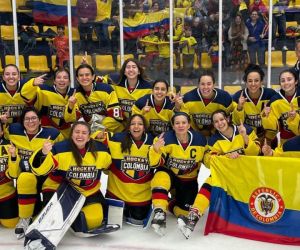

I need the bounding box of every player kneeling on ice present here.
[177,110,261,239]
[148,112,208,236]
[25,121,120,249]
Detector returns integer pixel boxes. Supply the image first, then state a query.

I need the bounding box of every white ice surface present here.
[0,166,297,250]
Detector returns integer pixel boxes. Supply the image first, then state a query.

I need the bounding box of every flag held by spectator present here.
[123,11,169,40]
[32,0,77,26]
[205,156,300,246]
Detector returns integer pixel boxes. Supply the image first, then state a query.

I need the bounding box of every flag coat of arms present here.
[205,156,300,245]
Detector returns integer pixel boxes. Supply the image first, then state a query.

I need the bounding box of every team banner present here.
[123,11,169,40]
[205,155,300,245]
[32,0,77,25]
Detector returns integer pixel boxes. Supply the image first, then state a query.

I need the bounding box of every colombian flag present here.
[123,11,169,39]
[32,0,78,26]
[205,156,300,246]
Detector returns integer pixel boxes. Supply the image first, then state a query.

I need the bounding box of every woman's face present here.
[76,67,94,88]
[54,71,70,93]
[172,115,190,136]
[129,116,145,141]
[23,111,40,135]
[213,112,229,133]
[3,66,20,90]
[280,72,297,95]
[198,75,215,98]
[246,72,262,94]
[71,124,90,149]
[153,81,168,103]
[124,61,139,81]
[235,15,242,24]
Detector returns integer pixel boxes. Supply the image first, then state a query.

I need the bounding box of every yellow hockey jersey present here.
[149,130,207,180]
[7,123,64,178]
[181,88,234,135]
[106,132,154,205]
[30,139,112,197]
[131,94,174,136]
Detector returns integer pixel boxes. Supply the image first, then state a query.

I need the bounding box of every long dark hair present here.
[121,114,147,154]
[75,64,95,95]
[119,58,148,84]
[69,121,97,167]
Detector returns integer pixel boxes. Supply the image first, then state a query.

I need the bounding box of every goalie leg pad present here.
[24,182,86,248]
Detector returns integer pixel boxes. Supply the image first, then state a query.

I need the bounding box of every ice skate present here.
[151,208,166,236]
[177,207,200,239]
[15,217,31,239]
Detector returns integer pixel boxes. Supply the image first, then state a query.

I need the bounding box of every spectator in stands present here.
[208,39,219,69]
[94,0,112,53]
[157,25,170,78]
[245,10,266,66]
[228,13,249,84]
[179,27,197,78]
[272,0,289,51]
[49,25,69,69]
[191,17,205,69]
[150,1,160,12]
[174,17,184,69]
[294,39,300,80]
[249,0,268,16]
[138,26,159,73]
[76,0,97,54]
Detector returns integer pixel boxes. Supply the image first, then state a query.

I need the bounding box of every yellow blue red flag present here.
[205,156,300,246]
[32,0,77,25]
[123,11,169,39]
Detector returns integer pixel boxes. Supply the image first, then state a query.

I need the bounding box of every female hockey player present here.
[179,70,234,137]
[7,106,64,239]
[177,110,261,239]
[113,58,152,120]
[0,64,31,124]
[149,112,207,236]
[29,121,115,246]
[75,64,123,132]
[0,123,19,229]
[132,79,179,136]
[232,64,277,146]
[100,114,154,226]
[20,68,78,138]
[262,68,300,145]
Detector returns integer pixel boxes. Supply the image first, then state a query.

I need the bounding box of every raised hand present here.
[174,91,183,111]
[33,74,47,86]
[42,136,53,155]
[262,106,271,118]
[237,119,246,136]
[8,141,16,158]
[288,102,296,120]
[68,89,77,110]
[237,91,247,111]
[143,99,151,113]
[153,133,165,153]
[262,138,272,156]
[81,51,88,64]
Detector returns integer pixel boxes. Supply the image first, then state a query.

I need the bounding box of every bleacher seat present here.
[0,0,12,12]
[29,55,50,72]
[95,55,115,72]
[74,55,92,68]
[286,51,297,67]
[5,55,27,72]
[116,54,134,70]
[265,51,284,67]
[201,53,212,69]
[271,84,280,91]
[1,25,15,40]
[181,86,196,94]
[224,85,241,95]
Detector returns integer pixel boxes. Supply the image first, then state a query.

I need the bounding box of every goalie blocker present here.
[24,182,121,249]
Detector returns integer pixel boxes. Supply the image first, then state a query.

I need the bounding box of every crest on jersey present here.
[120,156,150,180]
[249,187,285,224]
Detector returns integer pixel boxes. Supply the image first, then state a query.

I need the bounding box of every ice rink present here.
[0,167,298,250]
